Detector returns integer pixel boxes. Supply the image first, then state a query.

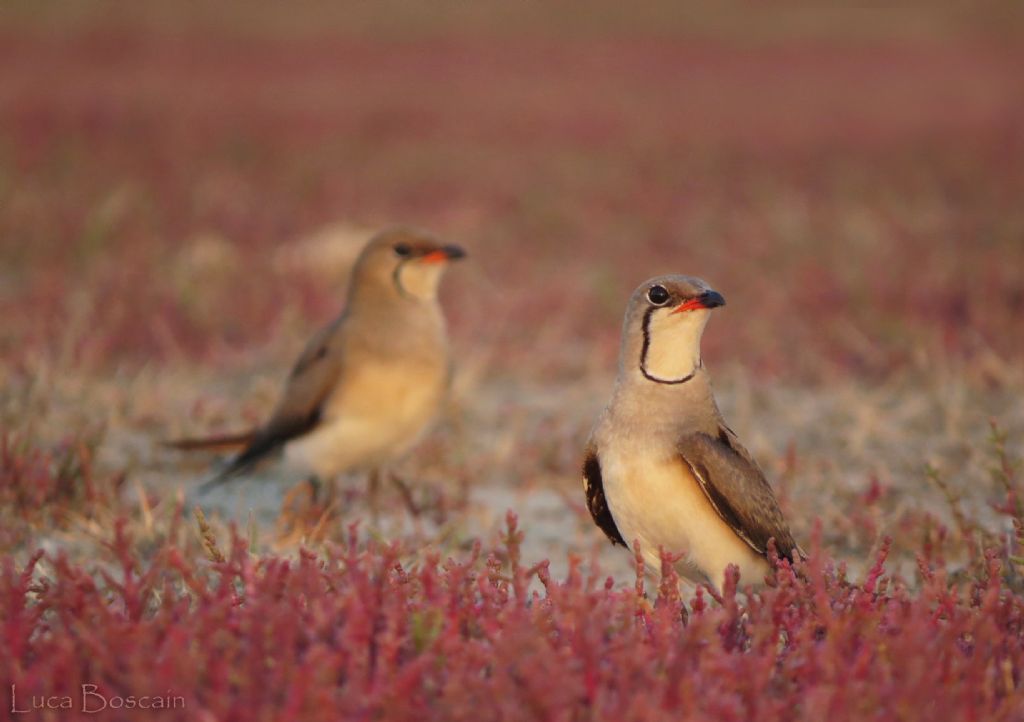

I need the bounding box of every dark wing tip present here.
[195,454,254,495]
[196,473,231,496]
[193,426,294,495]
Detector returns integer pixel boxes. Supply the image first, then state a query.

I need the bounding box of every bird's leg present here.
[306,475,323,503]
[367,468,382,521]
[389,471,421,517]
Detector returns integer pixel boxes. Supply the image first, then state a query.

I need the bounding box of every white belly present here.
[601,445,768,590]
[283,362,445,478]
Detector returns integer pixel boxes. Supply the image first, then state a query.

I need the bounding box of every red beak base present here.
[671,298,706,314]
[420,245,467,264]
[670,290,726,314]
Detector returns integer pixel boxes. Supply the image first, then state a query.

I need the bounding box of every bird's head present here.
[352,227,466,303]
[621,275,726,385]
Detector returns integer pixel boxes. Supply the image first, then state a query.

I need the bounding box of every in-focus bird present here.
[166,227,466,499]
[583,275,800,591]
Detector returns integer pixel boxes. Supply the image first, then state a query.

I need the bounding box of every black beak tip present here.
[443,244,467,261]
[701,290,726,309]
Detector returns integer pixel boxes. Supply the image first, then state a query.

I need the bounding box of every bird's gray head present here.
[350,227,466,303]
[620,274,726,385]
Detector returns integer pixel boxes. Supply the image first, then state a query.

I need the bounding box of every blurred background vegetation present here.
[1,1,1022,571]
[2,0,1022,381]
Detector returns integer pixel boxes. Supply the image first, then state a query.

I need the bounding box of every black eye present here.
[393,243,412,257]
[647,285,670,306]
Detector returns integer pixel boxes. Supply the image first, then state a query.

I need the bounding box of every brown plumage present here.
[584,275,800,590]
[678,428,800,560]
[582,444,626,548]
[166,227,466,494]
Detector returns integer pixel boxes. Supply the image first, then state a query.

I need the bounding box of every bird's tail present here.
[162,430,257,453]
[196,465,248,495]
[194,431,286,495]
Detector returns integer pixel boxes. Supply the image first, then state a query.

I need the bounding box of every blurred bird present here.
[166,227,466,499]
[583,275,800,591]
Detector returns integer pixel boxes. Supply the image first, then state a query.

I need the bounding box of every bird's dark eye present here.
[647,285,670,306]
[393,243,412,257]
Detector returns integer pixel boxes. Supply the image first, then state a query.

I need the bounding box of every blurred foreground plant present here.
[0,431,126,550]
[1,510,1022,721]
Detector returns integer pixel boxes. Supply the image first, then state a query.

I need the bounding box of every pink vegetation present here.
[2,514,1022,721]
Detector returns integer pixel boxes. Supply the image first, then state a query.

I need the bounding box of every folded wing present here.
[582,444,627,547]
[199,319,346,492]
[678,429,800,561]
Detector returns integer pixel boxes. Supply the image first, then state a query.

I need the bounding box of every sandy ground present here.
[10,348,1021,588]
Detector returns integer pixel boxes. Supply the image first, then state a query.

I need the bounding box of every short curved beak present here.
[420,245,467,264]
[671,289,726,314]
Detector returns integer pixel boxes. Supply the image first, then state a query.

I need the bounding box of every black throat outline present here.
[639,306,700,385]
[391,260,417,301]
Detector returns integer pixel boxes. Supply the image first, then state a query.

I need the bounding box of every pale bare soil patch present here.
[6,347,1020,586]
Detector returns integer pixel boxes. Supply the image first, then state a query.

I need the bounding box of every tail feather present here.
[163,430,256,453]
[196,457,260,494]
[180,416,316,495]
[196,431,289,495]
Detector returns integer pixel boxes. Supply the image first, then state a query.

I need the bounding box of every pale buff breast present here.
[600,443,768,590]
[283,356,447,477]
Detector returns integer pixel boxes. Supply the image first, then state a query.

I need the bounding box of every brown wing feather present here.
[678,429,800,561]
[582,445,626,547]
[263,317,346,430]
[198,316,347,491]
